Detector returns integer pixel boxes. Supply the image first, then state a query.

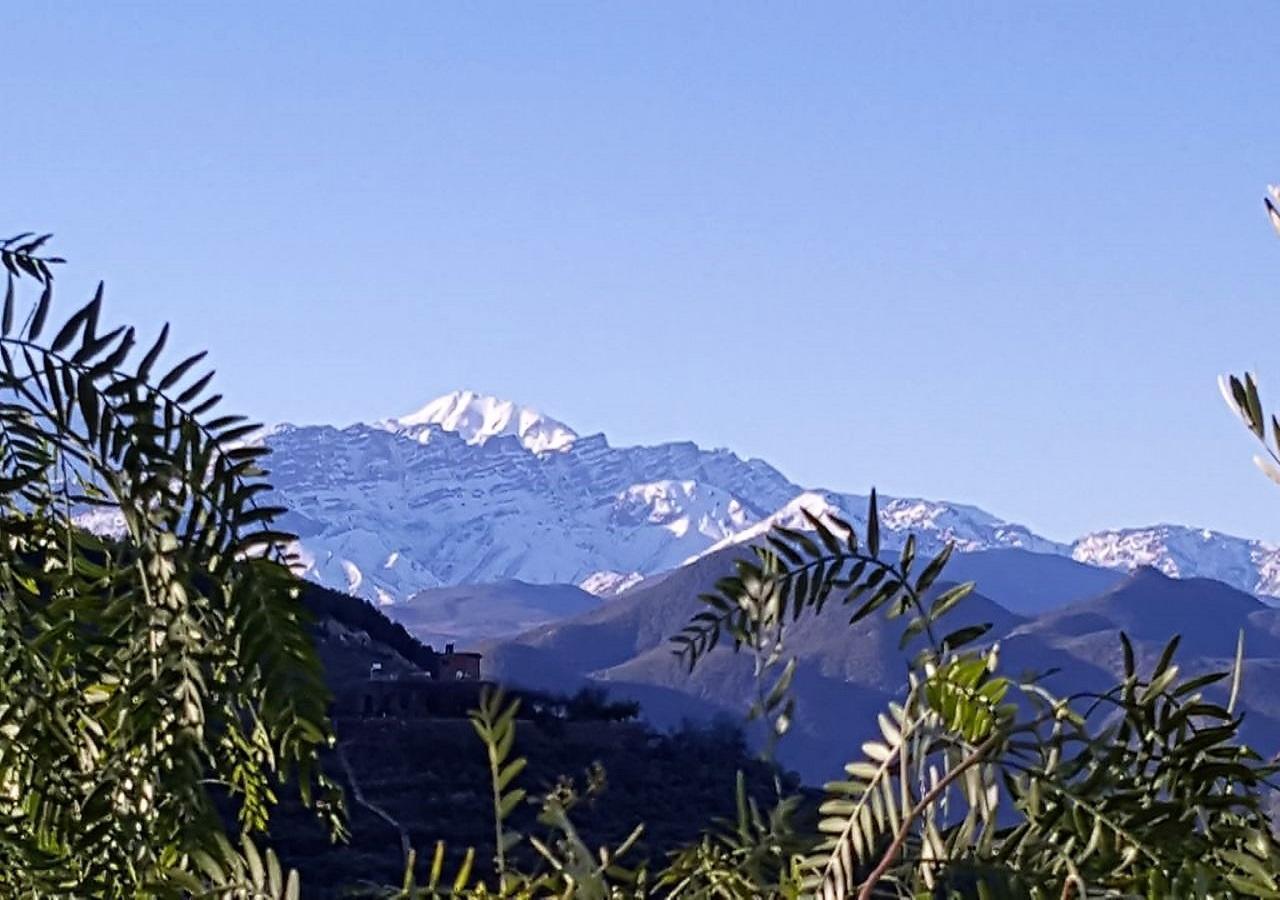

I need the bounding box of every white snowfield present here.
[235,390,1280,605]
[377,390,578,455]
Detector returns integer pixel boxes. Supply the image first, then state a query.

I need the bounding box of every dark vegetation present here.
[269,714,795,897]
[302,580,443,671]
[290,578,795,895]
[302,577,642,723]
[524,685,643,723]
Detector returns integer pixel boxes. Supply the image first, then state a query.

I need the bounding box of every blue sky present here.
[4,3,1280,542]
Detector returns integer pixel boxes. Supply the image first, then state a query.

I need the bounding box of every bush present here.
[0,234,340,896]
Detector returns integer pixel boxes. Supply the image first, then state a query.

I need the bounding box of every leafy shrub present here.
[0,233,341,896]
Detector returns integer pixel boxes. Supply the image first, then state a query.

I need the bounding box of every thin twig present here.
[856,733,1000,900]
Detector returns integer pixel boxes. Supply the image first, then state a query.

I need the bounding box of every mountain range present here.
[248,390,1280,787]
[255,389,1280,612]
[480,548,1280,782]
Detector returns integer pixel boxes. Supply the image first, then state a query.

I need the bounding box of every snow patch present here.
[379,390,577,454]
[579,571,645,596]
[341,560,363,593]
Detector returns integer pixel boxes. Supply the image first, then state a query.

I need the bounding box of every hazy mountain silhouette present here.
[484,551,1280,782]
[393,579,600,647]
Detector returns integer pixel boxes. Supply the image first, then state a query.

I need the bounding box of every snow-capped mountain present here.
[254,390,1280,605]
[698,491,1068,562]
[376,390,577,454]
[1070,526,1280,599]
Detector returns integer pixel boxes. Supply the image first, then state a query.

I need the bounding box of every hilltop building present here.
[353,643,488,719]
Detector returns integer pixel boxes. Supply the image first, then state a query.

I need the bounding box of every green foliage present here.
[1219,185,1280,489]
[514,687,641,725]
[472,688,529,891]
[672,491,1280,898]
[564,687,641,723]
[167,835,301,899]
[657,772,808,898]
[0,233,341,895]
[672,492,982,753]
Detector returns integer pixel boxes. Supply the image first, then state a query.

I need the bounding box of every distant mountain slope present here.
[389,547,1112,648]
[1006,568,1280,755]
[1012,567,1280,663]
[251,390,1280,608]
[484,551,1280,783]
[482,546,1057,778]
[391,580,600,647]
[942,548,1124,615]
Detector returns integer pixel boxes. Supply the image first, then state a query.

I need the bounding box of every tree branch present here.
[856,733,1000,900]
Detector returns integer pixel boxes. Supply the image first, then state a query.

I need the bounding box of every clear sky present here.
[4,3,1280,543]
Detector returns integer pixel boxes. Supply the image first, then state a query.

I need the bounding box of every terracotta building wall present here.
[438,652,482,681]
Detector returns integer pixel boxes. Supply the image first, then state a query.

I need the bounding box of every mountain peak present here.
[379,390,577,454]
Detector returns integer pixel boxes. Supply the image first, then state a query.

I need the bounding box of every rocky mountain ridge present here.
[255,390,1280,606]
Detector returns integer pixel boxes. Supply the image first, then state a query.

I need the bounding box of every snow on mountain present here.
[606,479,761,569]
[1071,526,1280,600]
[698,491,1066,561]
[697,491,863,558]
[377,390,577,454]
[71,507,127,539]
[878,497,1066,555]
[258,396,801,605]
[245,390,1280,607]
[578,570,645,596]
